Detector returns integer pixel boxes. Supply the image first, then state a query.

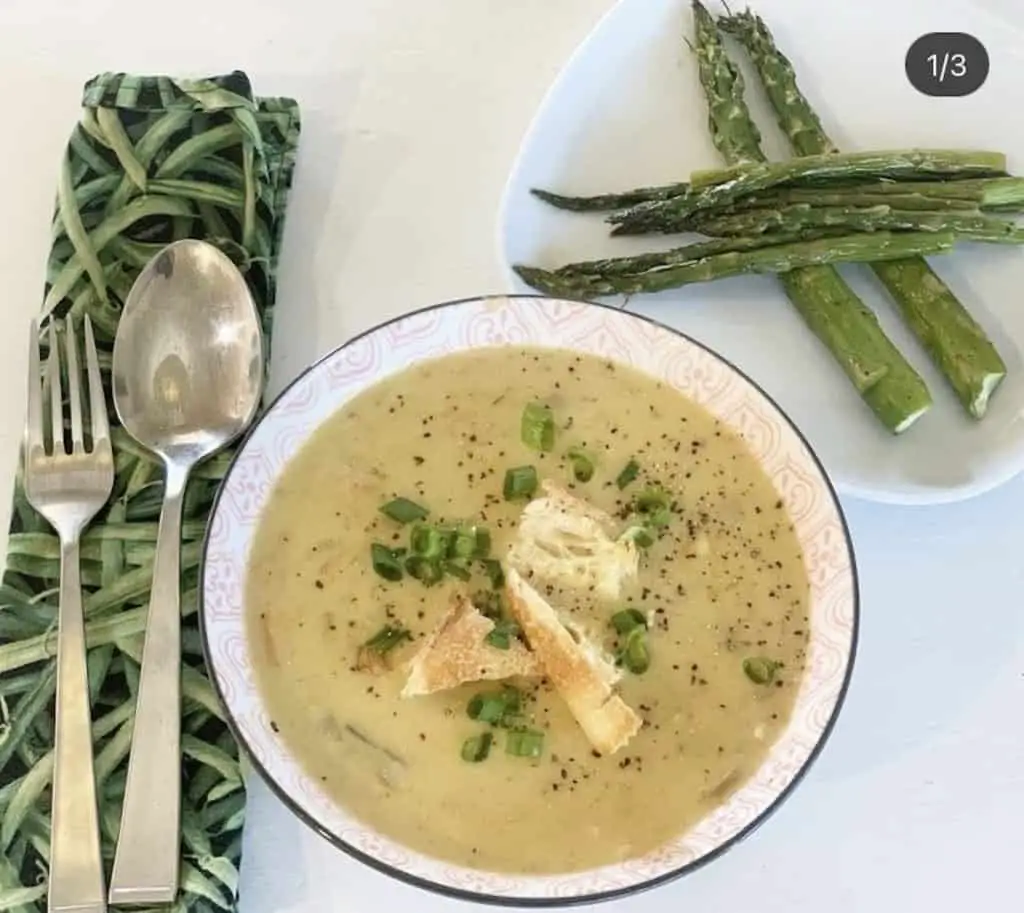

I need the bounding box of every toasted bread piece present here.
[401,594,539,698]
[505,568,642,755]
[507,481,639,601]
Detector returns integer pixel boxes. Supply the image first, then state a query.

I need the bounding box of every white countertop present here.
[1,0,1022,910]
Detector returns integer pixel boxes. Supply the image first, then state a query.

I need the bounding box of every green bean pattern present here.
[0,70,300,913]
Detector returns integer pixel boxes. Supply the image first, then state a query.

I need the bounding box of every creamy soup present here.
[246,346,810,875]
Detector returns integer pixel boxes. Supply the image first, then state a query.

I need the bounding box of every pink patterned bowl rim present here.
[200,294,858,906]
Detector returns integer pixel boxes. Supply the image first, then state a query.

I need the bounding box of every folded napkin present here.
[0,71,300,912]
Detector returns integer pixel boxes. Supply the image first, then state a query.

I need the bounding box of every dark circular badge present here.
[905,32,989,97]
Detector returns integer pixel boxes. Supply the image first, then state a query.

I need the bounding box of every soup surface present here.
[246,346,810,875]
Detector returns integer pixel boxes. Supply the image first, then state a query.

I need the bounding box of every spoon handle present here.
[109,464,188,906]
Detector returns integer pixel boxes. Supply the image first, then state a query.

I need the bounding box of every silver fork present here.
[24,316,113,913]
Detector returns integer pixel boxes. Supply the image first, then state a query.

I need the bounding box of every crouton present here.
[401,594,539,698]
[507,481,639,601]
[505,567,642,755]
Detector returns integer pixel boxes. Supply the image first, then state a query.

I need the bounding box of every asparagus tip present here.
[530,187,561,204]
[512,264,551,290]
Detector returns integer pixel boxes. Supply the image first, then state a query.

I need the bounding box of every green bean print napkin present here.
[0,71,300,912]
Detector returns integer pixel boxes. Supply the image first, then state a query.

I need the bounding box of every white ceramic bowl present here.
[200,295,859,906]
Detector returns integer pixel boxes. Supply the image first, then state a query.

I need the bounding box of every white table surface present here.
[1,1,1022,910]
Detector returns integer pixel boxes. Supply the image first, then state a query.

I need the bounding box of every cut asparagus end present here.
[979,176,1024,210]
[971,372,1006,419]
[892,404,931,434]
[779,266,933,434]
[869,258,1007,420]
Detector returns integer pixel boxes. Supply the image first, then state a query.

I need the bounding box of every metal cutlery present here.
[23,317,113,913]
[108,240,264,905]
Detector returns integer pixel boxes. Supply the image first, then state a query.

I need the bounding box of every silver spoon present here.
[108,239,264,906]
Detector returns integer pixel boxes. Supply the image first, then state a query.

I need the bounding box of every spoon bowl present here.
[111,239,264,462]
[108,238,263,906]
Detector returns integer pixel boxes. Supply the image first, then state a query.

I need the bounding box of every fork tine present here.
[84,316,109,447]
[64,316,84,452]
[25,320,43,453]
[47,322,65,456]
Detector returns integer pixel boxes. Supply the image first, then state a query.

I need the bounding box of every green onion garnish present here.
[370,543,404,581]
[743,657,781,685]
[362,625,412,654]
[615,459,640,490]
[444,559,472,581]
[379,497,429,524]
[452,525,491,559]
[634,487,672,529]
[485,619,520,650]
[646,507,673,529]
[498,685,522,716]
[521,401,556,452]
[409,524,452,559]
[619,627,650,675]
[623,525,656,549]
[503,465,538,501]
[566,446,595,483]
[467,693,507,724]
[610,608,647,635]
[635,487,669,512]
[461,732,493,763]
[356,624,413,672]
[480,558,505,590]
[404,555,444,586]
[467,686,522,726]
[505,728,545,759]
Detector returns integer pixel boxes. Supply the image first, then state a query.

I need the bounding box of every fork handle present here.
[49,538,107,913]
[109,465,187,906]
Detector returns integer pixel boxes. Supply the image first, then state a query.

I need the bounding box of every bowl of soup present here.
[200,294,858,905]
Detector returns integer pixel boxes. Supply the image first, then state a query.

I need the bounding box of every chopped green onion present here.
[370,543,404,581]
[467,694,507,724]
[610,608,647,635]
[452,525,491,559]
[566,446,595,483]
[521,401,556,452]
[505,728,545,759]
[444,559,472,581]
[616,459,640,490]
[461,732,493,763]
[498,685,523,716]
[619,627,650,675]
[634,487,672,530]
[379,497,429,524]
[409,524,451,560]
[503,465,538,501]
[743,657,780,685]
[467,686,522,726]
[361,624,412,655]
[635,487,669,512]
[405,555,444,586]
[623,525,656,549]
[356,625,413,671]
[646,507,673,529]
[485,619,520,650]
[480,558,505,589]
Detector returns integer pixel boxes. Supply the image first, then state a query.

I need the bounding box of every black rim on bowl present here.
[199,293,860,907]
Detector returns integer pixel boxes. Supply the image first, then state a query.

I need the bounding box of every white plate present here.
[202,295,857,905]
[498,0,1024,505]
